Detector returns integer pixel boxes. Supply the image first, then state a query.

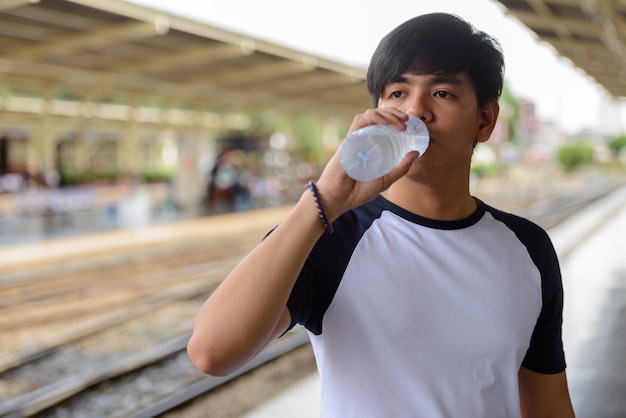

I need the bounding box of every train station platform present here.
[244,184,626,418]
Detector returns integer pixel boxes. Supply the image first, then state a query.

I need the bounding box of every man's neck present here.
[381,176,477,221]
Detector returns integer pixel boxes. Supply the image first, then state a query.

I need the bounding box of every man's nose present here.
[405,94,432,122]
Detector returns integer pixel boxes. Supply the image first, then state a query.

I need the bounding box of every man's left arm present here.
[518,367,575,417]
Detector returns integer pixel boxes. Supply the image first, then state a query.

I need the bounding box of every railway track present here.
[0,174,623,417]
[0,212,281,417]
[513,177,620,230]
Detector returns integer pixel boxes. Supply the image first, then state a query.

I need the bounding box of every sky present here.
[128,0,625,135]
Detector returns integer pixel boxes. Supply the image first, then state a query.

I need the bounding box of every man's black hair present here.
[366,13,505,108]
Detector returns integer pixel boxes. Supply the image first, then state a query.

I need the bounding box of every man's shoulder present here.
[479,199,547,234]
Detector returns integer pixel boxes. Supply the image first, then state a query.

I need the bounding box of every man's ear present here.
[476,100,500,144]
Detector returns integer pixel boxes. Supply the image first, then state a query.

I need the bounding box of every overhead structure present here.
[0,0,370,119]
[3,0,624,118]
[496,0,626,98]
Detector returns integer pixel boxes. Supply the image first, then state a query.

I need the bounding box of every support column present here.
[30,92,63,185]
[171,125,218,213]
[119,98,144,180]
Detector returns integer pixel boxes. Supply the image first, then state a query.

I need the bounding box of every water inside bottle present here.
[340,133,399,181]
[339,116,430,181]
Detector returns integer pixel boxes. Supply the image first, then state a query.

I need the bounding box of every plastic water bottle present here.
[339,115,430,181]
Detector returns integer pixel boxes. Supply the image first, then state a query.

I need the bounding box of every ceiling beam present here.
[0,0,39,12]
[6,21,165,60]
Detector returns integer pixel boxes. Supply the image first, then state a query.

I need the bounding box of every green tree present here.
[608,134,626,157]
[557,141,594,172]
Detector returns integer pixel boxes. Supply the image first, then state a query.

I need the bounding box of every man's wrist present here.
[306,181,334,234]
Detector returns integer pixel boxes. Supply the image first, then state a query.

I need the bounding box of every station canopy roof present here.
[497,0,626,98]
[1,0,625,123]
[0,0,370,119]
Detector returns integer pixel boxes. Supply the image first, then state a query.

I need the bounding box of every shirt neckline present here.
[374,195,486,230]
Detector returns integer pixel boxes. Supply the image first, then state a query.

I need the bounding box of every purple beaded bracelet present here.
[307,180,334,234]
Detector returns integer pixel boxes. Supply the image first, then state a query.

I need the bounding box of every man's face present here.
[377,71,496,181]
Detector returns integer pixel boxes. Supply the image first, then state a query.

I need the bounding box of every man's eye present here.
[434,91,452,98]
[390,91,405,99]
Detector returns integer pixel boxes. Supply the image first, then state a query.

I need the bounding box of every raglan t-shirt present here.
[285,195,566,417]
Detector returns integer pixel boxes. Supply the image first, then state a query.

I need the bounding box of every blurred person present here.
[207,150,250,213]
[188,13,574,417]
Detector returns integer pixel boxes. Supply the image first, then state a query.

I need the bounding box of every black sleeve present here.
[489,206,567,373]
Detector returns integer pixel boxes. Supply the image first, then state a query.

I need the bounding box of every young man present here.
[187,13,575,417]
